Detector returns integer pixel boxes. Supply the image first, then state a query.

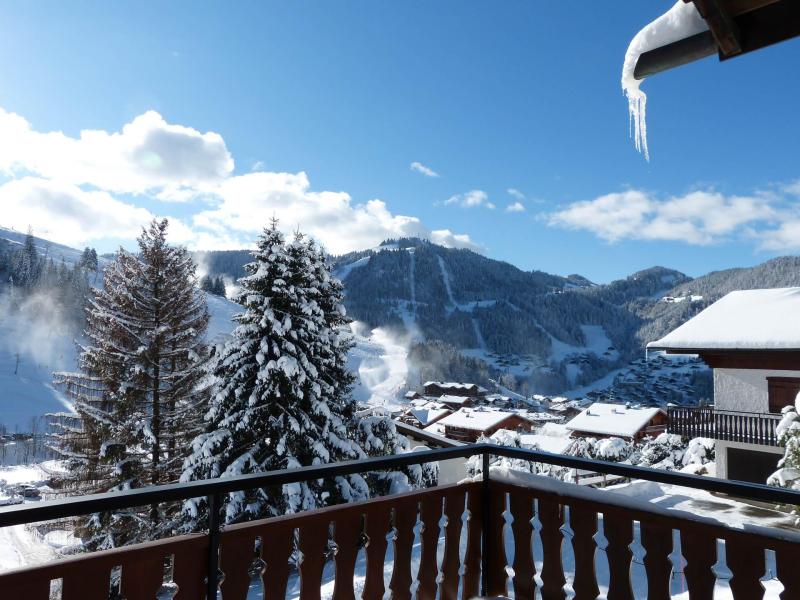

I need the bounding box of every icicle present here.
[621,1,708,161]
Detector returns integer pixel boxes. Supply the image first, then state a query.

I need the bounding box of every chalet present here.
[423,381,488,399]
[436,408,534,443]
[565,402,668,442]
[437,394,475,410]
[397,402,452,429]
[649,287,800,483]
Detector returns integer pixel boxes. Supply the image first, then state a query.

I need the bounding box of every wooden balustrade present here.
[486,479,800,600]
[2,475,799,599]
[668,406,782,446]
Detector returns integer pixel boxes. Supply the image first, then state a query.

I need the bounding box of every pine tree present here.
[54,219,210,549]
[80,247,99,272]
[181,222,427,529]
[200,275,214,293]
[212,276,226,297]
[10,228,41,290]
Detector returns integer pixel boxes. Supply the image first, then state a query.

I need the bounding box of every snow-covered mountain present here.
[3,230,799,429]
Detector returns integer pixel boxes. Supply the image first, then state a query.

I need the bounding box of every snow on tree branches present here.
[53,219,210,549]
[181,221,429,528]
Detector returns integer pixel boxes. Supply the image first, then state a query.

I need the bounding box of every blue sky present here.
[0,1,798,282]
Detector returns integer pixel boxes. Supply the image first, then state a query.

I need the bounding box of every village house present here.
[649,287,800,483]
[423,381,488,399]
[433,408,535,443]
[565,402,668,442]
[397,401,452,429]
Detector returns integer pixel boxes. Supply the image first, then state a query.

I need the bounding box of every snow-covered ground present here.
[0,307,75,431]
[348,322,410,411]
[0,290,240,432]
[0,461,76,574]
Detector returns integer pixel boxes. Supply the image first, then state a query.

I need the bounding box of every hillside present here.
[4,230,799,430]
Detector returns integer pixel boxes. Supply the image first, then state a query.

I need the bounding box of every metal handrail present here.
[3,442,800,599]
[3,443,800,529]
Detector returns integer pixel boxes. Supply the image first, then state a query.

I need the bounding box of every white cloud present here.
[505,201,525,213]
[547,189,778,245]
[783,180,800,197]
[0,108,233,196]
[759,219,800,251]
[0,107,481,255]
[251,160,265,172]
[410,161,439,178]
[507,188,525,201]
[443,189,494,210]
[192,171,482,254]
[0,177,160,246]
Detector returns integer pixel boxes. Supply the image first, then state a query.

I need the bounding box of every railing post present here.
[206,493,222,600]
[481,450,490,596]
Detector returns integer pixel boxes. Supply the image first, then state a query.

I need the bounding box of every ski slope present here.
[0,291,241,431]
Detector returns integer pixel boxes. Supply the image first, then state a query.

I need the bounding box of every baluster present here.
[726,538,765,600]
[461,489,482,600]
[219,531,257,600]
[776,543,800,600]
[298,522,328,600]
[362,507,391,600]
[538,498,566,600]
[486,489,508,596]
[604,512,633,600]
[332,513,362,600]
[260,524,294,600]
[570,505,599,600]
[172,537,208,600]
[62,563,111,600]
[640,522,672,600]
[122,554,167,600]
[509,492,536,598]
[441,490,466,600]
[681,530,716,600]
[417,495,442,600]
[389,501,417,600]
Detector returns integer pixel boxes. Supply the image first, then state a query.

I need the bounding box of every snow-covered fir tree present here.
[182,221,428,528]
[769,395,800,520]
[54,219,210,549]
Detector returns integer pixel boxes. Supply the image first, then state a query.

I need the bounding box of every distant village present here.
[366,379,668,451]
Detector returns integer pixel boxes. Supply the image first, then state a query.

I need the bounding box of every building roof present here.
[437,409,517,432]
[647,288,800,352]
[437,395,472,406]
[565,403,664,439]
[633,0,800,80]
[423,381,488,394]
[408,407,451,427]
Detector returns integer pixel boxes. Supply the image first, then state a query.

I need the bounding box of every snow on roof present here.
[566,403,664,439]
[437,395,472,406]
[424,381,486,393]
[408,407,451,427]
[437,409,517,431]
[647,288,800,352]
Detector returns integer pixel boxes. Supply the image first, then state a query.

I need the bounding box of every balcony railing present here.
[668,406,783,446]
[2,444,800,599]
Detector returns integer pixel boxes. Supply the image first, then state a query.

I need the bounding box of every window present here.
[767,377,800,413]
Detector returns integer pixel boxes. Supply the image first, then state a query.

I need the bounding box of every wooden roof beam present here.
[687,0,742,56]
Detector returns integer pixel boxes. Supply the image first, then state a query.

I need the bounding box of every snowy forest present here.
[48,219,431,549]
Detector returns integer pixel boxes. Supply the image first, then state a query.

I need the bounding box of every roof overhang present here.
[657,348,800,369]
[634,0,800,79]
